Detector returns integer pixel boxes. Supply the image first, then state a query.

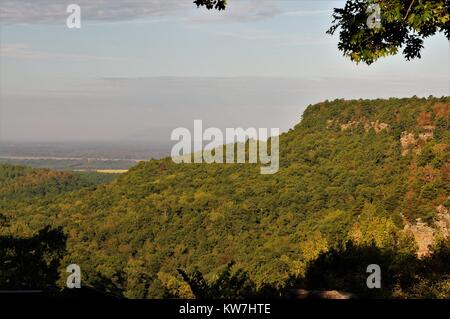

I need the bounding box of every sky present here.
[0,0,449,142]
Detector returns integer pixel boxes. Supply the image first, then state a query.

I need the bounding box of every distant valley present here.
[0,141,172,171]
[1,97,449,298]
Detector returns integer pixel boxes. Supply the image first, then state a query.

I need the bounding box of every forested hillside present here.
[1,96,449,298]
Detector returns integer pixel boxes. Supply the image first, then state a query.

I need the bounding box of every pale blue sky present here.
[0,0,449,142]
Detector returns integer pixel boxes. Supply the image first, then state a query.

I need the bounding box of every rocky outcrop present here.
[336,117,389,133]
[400,132,419,156]
[289,289,357,299]
[403,218,435,257]
[400,130,434,156]
[326,119,335,128]
[364,120,389,133]
[403,202,450,257]
[418,131,434,141]
[435,204,450,239]
[340,121,359,131]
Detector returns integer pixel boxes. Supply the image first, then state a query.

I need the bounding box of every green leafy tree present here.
[327,0,450,64]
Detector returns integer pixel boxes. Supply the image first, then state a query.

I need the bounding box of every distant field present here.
[0,141,170,160]
[95,169,129,174]
[0,157,139,171]
[0,141,170,171]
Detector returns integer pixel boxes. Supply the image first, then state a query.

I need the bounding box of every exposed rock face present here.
[418,131,434,142]
[403,203,450,257]
[289,289,356,299]
[399,110,439,156]
[337,118,389,133]
[403,219,435,258]
[435,205,450,239]
[400,132,419,156]
[400,130,434,156]
[340,121,359,131]
[365,120,389,133]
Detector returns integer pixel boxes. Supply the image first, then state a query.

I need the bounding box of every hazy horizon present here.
[1,0,449,143]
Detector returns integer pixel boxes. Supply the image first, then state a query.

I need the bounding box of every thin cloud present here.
[188,0,282,24]
[282,9,332,17]
[0,0,191,24]
[209,29,333,46]
[0,0,284,25]
[0,43,124,61]
[0,0,329,25]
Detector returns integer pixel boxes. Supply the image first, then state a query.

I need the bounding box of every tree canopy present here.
[327,0,450,64]
[1,97,449,298]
